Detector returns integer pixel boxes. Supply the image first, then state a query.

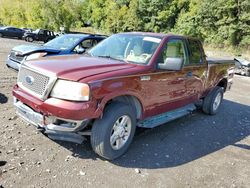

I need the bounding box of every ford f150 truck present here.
[13,32,235,160]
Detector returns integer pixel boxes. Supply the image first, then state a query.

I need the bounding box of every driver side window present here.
[158,39,187,65]
[81,39,94,49]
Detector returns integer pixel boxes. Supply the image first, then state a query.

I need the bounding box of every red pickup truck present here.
[13,32,235,160]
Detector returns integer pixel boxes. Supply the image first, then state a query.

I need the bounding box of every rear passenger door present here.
[6,28,14,37]
[182,39,207,100]
[38,30,45,40]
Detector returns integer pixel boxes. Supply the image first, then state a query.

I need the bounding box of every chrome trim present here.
[14,99,44,127]
[17,64,57,101]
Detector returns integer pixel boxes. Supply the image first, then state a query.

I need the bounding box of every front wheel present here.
[202,86,224,115]
[91,102,136,160]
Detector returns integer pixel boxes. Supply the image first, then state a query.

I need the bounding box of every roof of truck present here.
[119,32,201,41]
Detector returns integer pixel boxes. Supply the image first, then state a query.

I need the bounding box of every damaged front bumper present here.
[14,97,89,144]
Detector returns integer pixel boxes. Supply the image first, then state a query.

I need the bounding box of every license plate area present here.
[14,99,44,127]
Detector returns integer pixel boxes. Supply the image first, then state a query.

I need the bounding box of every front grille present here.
[18,67,50,96]
[9,51,25,63]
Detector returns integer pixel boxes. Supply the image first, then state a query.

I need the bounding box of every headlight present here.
[26,52,47,61]
[50,80,90,101]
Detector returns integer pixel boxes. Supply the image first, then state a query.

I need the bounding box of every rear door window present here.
[39,30,44,35]
[187,39,202,65]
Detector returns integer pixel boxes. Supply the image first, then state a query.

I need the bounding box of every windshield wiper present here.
[97,55,113,59]
[97,55,122,61]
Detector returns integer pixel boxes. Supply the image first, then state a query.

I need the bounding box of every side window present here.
[39,30,44,35]
[158,39,186,65]
[81,39,93,49]
[188,39,202,65]
[92,39,98,47]
[14,28,21,32]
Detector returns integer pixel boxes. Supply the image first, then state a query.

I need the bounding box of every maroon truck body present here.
[12,32,235,159]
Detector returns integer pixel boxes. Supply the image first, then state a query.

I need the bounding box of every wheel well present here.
[217,78,227,92]
[106,95,143,119]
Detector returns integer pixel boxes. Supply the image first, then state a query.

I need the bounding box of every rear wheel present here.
[0,33,3,37]
[202,86,224,115]
[27,36,34,42]
[91,102,136,160]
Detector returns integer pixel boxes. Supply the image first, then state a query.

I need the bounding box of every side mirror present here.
[158,57,183,71]
[76,47,85,54]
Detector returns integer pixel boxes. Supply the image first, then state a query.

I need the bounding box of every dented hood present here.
[24,55,137,81]
[12,44,60,56]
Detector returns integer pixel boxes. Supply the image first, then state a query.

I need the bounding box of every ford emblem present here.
[25,76,34,85]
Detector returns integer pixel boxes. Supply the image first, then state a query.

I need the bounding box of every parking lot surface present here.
[0,38,249,188]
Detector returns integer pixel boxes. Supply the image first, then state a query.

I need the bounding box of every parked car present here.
[234,57,250,76]
[0,26,25,39]
[6,33,107,71]
[21,27,33,32]
[13,32,235,160]
[23,29,57,43]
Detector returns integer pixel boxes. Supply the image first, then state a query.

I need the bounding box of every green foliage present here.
[0,0,249,48]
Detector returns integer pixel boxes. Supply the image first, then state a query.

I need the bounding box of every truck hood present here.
[12,45,60,56]
[25,55,137,81]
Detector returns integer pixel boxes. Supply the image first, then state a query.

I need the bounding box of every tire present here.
[27,36,34,42]
[91,102,136,160]
[202,86,224,115]
[0,33,3,37]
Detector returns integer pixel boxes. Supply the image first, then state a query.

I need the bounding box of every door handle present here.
[177,77,186,81]
[177,71,193,81]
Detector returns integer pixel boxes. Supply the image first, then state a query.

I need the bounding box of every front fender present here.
[90,78,145,118]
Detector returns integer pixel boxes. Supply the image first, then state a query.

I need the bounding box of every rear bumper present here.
[227,68,234,91]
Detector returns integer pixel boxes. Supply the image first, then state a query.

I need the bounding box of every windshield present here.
[44,35,83,50]
[89,34,162,64]
[33,29,39,33]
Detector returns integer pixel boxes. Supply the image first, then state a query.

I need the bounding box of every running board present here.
[138,104,196,128]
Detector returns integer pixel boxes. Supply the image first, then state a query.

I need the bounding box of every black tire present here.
[27,36,34,42]
[202,86,224,115]
[91,102,136,160]
[0,33,3,37]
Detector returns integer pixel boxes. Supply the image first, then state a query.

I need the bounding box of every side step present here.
[138,104,196,128]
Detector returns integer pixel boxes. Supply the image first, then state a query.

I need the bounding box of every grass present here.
[204,44,250,60]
